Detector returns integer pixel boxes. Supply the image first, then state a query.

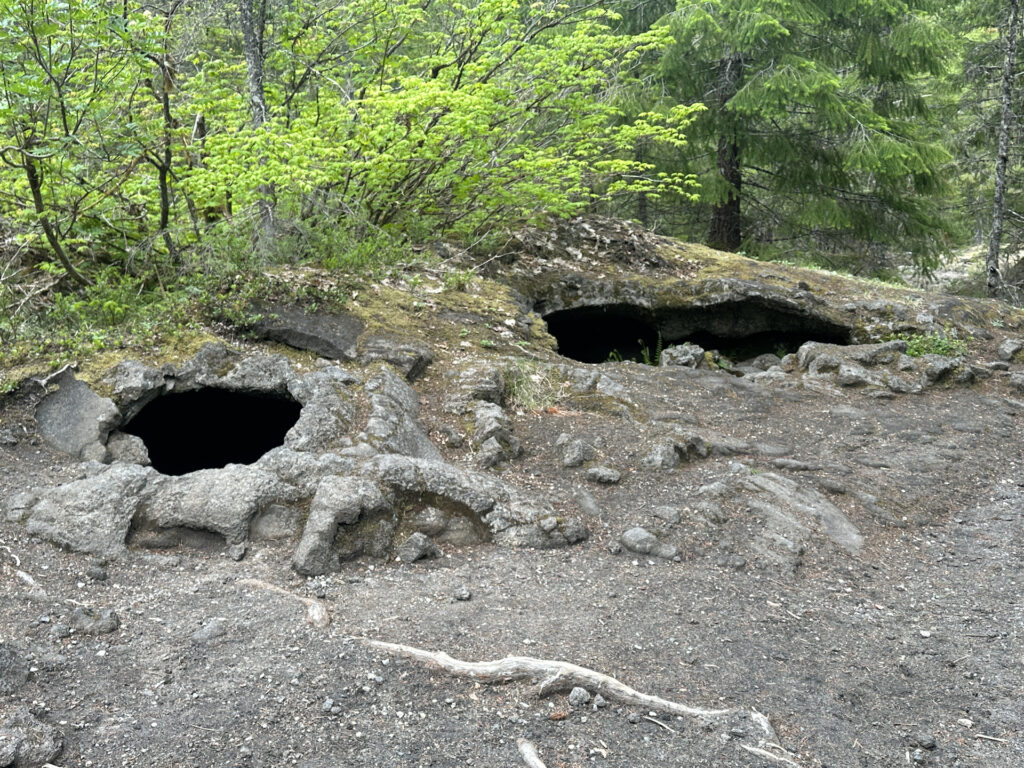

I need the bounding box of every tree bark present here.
[23,149,92,286]
[709,135,741,251]
[240,0,274,243]
[988,0,1021,298]
[708,53,743,252]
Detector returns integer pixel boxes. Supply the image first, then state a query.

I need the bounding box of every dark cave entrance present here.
[542,305,659,364]
[120,388,302,475]
[542,299,851,364]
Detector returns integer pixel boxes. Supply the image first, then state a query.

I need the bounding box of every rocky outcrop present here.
[9,344,588,571]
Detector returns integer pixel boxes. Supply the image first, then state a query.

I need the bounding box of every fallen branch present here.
[516,738,547,768]
[356,638,733,720]
[239,578,330,628]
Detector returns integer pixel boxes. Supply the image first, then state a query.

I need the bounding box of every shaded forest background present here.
[1,0,1022,365]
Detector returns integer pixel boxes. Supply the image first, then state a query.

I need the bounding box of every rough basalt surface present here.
[15,344,585,573]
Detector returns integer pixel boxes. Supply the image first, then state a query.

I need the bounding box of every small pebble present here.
[453,585,472,602]
[568,687,591,708]
[592,694,607,710]
[626,712,641,724]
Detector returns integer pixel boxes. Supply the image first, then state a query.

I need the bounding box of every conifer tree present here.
[661,0,956,272]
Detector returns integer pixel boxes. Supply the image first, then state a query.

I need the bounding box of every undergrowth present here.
[888,330,968,358]
[0,216,421,373]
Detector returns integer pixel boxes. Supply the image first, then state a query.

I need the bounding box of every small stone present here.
[592,694,607,709]
[626,712,641,724]
[729,727,746,739]
[957,718,973,728]
[86,564,108,582]
[915,734,937,750]
[641,443,680,470]
[912,748,927,764]
[586,466,621,484]
[998,337,1024,361]
[453,585,472,602]
[397,532,440,563]
[191,618,228,644]
[837,363,873,387]
[652,506,681,524]
[562,439,595,468]
[0,644,29,695]
[621,527,658,554]
[919,630,932,638]
[568,687,591,708]
[619,527,676,558]
[70,607,120,635]
[410,507,448,537]
[607,542,622,555]
[48,624,70,640]
[322,697,335,712]
[537,516,558,533]
[227,543,247,561]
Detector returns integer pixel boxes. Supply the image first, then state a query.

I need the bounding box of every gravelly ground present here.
[2,344,1022,768]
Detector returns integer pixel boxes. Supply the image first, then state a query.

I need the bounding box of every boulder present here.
[0,706,63,768]
[397,532,440,563]
[34,370,119,461]
[251,303,363,360]
[363,369,441,460]
[24,464,152,558]
[360,336,433,381]
[138,465,301,545]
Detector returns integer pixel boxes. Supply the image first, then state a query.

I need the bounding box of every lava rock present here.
[397,533,440,563]
[34,370,120,460]
[998,337,1024,362]
[23,463,152,558]
[0,645,29,696]
[620,527,677,559]
[0,706,64,768]
[641,443,681,470]
[660,343,706,368]
[453,585,472,601]
[360,336,434,381]
[70,607,120,636]
[562,439,595,468]
[251,303,363,361]
[586,466,621,484]
[191,618,228,644]
[105,431,151,466]
[410,507,448,537]
[568,687,591,707]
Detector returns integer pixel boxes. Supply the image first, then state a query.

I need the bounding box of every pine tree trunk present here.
[709,135,741,251]
[708,54,743,252]
[988,0,1021,298]
[240,0,274,245]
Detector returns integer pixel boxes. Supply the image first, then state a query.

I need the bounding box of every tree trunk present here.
[240,0,274,244]
[708,135,741,251]
[988,0,1021,298]
[708,54,743,252]
[23,149,92,286]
